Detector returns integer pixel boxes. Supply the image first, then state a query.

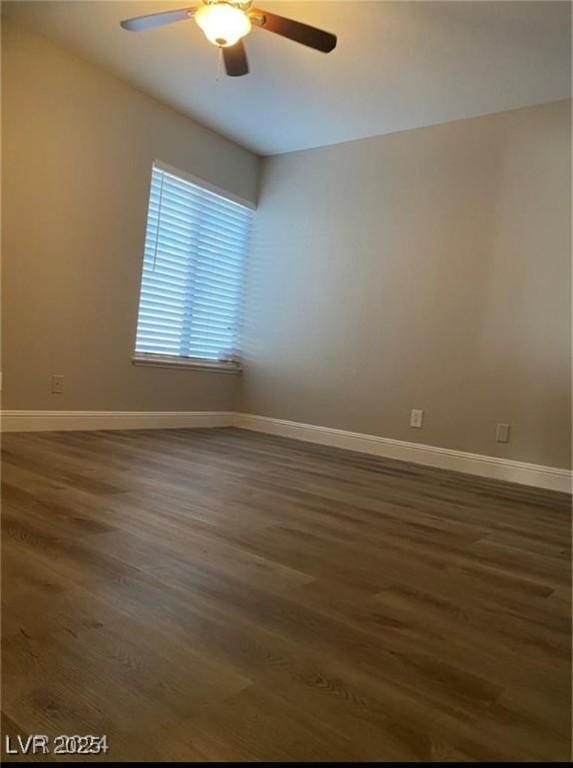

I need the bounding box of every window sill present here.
[132,355,242,375]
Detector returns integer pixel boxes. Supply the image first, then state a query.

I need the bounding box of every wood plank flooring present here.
[1,427,571,762]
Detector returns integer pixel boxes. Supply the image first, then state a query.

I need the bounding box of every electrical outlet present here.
[410,409,424,429]
[496,423,510,443]
[51,374,64,395]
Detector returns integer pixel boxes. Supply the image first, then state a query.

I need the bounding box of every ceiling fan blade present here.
[252,9,336,53]
[223,41,249,77]
[120,7,196,32]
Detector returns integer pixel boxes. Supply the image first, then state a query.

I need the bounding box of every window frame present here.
[131,160,255,374]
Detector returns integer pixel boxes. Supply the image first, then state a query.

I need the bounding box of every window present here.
[133,162,253,371]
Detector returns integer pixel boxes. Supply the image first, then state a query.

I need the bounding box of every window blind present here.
[135,163,253,365]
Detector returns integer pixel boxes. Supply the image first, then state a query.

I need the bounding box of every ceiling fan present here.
[120,0,337,77]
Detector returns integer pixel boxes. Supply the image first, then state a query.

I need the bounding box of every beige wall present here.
[240,100,572,469]
[3,19,571,469]
[1,19,259,411]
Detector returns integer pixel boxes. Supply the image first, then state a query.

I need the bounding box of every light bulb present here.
[195,3,252,47]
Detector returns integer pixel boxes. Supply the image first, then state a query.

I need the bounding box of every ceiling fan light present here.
[195,3,252,47]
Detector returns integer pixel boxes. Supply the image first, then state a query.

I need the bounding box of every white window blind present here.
[134,162,253,366]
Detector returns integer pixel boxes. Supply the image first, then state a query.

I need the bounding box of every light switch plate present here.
[496,423,510,443]
[410,409,424,428]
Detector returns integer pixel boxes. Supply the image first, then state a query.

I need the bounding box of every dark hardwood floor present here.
[1,427,571,762]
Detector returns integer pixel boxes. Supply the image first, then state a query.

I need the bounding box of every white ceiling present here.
[3,1,571,155]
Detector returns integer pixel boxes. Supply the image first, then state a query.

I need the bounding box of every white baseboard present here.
[2,409,570,492]
[1,410,234,433]
[234,413,572,494]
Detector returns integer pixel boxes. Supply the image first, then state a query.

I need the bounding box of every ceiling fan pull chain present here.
[216,45,223,82]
